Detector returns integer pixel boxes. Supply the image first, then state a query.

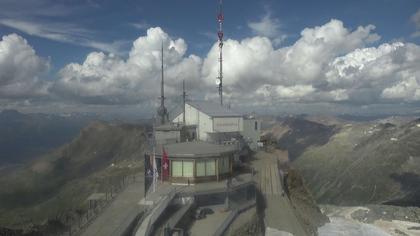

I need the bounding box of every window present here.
[206,160,216,176]
[183,161,194,177]
[171,160,194,177]
[171,161,183,177]
[196,161,206,177]
[219,157,230,174]
[255,121,258,130]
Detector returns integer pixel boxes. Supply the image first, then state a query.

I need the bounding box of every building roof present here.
[188,101,242,117]
[156,141,237,158]
[168,104,183,121]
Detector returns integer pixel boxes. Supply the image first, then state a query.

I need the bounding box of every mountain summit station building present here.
[156,141,236,184]
[172,101,261,150]
[146,100,261,185]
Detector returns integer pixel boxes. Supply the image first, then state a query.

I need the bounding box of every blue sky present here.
[0,0,420,116]
[1,0,419,70]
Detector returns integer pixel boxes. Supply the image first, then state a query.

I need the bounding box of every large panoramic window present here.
[171,161,183,177]
[171,160,194,177]
[183,161,194,177]
[196,161,206,177]
[206,160,216,176]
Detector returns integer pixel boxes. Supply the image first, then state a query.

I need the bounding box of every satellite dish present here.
[216,78,221,85]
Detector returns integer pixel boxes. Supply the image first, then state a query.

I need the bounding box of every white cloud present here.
[202,19,381,104]
[248,13,286,45]
[328,42,420,102]
[325,42,405,91]
[49,19,420,107]
[53,27,202,104]
[0,0,129,54]
[0,19,127,54]
[275,85,316,99]
[283,20,380,83]
[0,34,50,98]
[130,22,150,30]
[326,89,349,101]
[382,76,420,101]
[411,9,420,38]
[411,9,420,28]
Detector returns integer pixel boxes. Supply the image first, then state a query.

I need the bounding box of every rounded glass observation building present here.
[157,141,237,184]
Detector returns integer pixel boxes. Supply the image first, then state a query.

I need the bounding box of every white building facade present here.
[172,101,260,151]
[242,117,261,151]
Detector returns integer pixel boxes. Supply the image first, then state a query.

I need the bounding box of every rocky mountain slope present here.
[286,168,330,235]
[0,121,147,230]
[264,116,420,207]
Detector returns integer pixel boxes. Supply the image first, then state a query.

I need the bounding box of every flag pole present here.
[153,146,156,193]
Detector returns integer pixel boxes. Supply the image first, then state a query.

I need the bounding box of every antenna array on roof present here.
[217,0,224,106]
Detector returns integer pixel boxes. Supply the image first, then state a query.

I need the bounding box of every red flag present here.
[162,147,169,181]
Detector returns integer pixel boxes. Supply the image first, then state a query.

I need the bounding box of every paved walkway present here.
[80,177,144,236]
[252,151,308,236]
[190,206,231,236]
[259,163,282,196]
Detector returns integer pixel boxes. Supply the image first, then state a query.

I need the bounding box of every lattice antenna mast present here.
[217,0,224,106]
[157,42,168,125]
[161,43,164,113]
[182,80,187,124]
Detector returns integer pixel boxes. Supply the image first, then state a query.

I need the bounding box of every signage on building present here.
[213,117,241,132]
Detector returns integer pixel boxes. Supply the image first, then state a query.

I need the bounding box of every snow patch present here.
[318,217,390,236]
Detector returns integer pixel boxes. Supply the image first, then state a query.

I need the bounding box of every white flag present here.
[152,147,159,192]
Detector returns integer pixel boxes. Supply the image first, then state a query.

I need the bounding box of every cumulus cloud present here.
[53,27,202,104]
[382,77,420,101]
[328,42,420,103]
[203,19,420,105]
[51,19,420,108]
[202,19,383,104]
[0,34,50,98]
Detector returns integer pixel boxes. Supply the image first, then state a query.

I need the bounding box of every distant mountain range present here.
[264,115,420,207]
[0,109,96,165]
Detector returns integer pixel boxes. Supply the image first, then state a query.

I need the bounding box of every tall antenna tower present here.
[157,42,168,125]
[216,0,224,106]
[182,80,187,124]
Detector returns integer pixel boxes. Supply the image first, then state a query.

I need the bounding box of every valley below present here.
[262,114,420,235]
[1,112,420,235]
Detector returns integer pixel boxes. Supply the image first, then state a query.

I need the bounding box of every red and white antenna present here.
[216,0,224,106]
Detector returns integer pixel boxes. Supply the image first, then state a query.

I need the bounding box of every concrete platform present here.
[190,206,231,236]
[80,177,144,236]
[141,173,254,202]
[252,151,308,236]
[135,173,256,236]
